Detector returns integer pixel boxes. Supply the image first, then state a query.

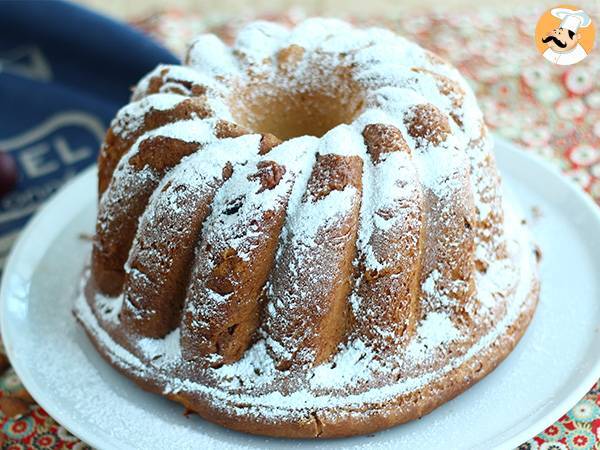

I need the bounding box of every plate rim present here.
[1,138,599,450]
[492,138,600,449]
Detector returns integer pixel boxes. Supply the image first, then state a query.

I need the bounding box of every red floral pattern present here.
[2,6,599,449]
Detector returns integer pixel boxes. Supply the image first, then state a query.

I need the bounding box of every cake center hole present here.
[230,67,365,141]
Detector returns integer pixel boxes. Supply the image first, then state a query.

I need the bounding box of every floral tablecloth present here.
[1,6,600,450]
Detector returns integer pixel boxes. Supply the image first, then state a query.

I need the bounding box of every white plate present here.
[1,138,599,450]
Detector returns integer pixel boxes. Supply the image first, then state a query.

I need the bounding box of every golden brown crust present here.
[180,160,293,366]
[258,133,282,155]
[362,123,411,163]
[470,126,508,268]
[265,154,363,369]
[354,125,425,348]
[93,137,203,296]
[79,20,540,441]
[214,120,250,139]
[277,44,305,71]
[404,104,451,147]
[306,154,363,200]
[411,68,465,109]
[98,97,213,196]
[416,136,478,324]
[119,169,229,338]
[140,66,208,98]
[410,68,466,128]
[76,270,539,438]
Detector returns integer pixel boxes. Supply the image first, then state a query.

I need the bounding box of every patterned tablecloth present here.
[1,6,600,450]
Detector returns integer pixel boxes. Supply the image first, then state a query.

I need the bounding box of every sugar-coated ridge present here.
[79,18,539,438]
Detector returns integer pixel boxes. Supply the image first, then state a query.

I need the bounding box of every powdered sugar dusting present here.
[75,201,537,416]
[94,290,123,324]
[186,34,240,78]
[122,134,263,316]
[318,124,366,157]
[234,21,290,63]
[406,312,460,362]
[310,338,381,389]
[356,149,422,273]
[80,18,536,424]
[111,94,187,139]
[288,186,358,245]
[132,64,226,101]
[138,328,182,367]
[287,18,354,52]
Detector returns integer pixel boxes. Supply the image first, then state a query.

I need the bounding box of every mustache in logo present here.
[542,35,567,48]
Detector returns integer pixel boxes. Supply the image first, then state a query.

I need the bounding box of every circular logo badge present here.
[535,5,596,66]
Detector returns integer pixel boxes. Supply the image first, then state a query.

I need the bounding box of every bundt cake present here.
[74,18,540,438]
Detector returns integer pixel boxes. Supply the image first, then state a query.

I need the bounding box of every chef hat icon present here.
[551,8,592,33]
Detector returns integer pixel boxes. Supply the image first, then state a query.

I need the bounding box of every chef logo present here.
[535,6,595,66]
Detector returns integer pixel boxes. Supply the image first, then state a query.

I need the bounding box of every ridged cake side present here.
[77,18,540,438]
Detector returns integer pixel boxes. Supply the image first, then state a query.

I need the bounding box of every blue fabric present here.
[0,0,177,269]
